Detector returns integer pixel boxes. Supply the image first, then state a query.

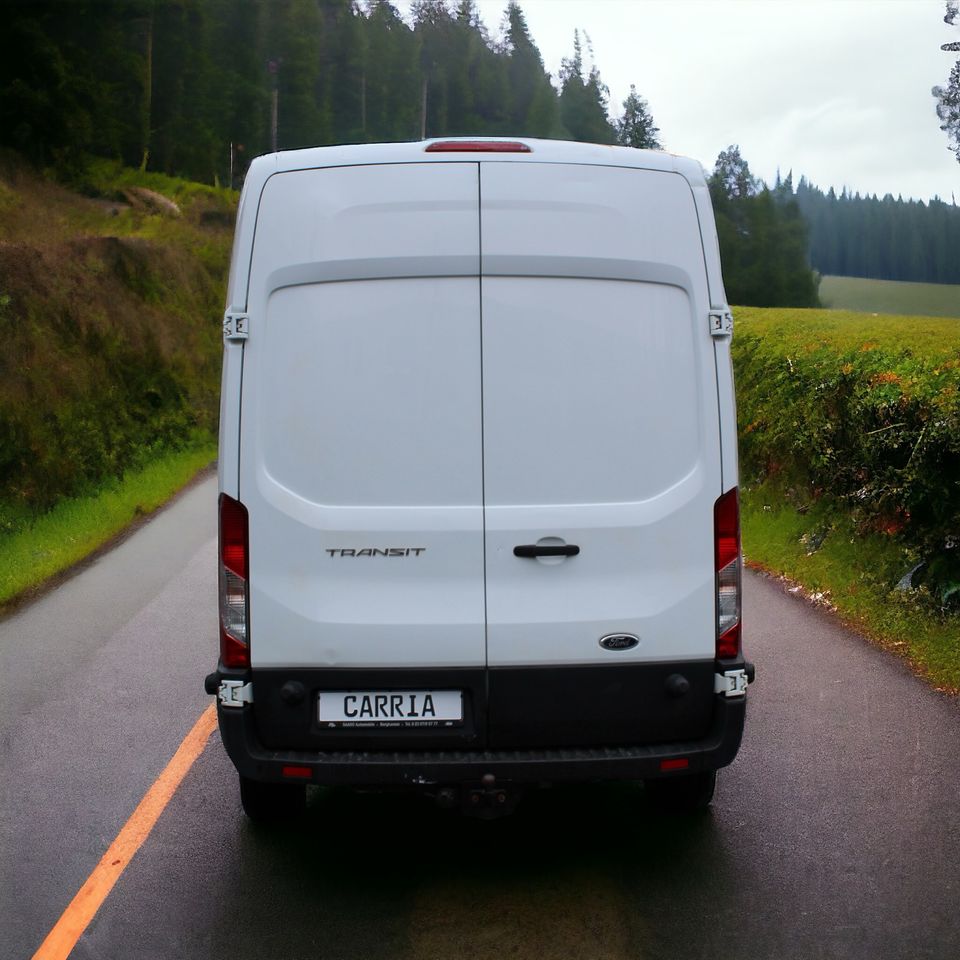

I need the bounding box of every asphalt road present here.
[3,474,960,959]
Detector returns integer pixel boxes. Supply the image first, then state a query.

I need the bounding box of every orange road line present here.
[31,703,219,960]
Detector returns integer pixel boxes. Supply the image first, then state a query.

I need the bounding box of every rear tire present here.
[239,775,307,823]
[644,770,716,813]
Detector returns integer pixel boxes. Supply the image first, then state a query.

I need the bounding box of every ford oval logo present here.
[599,633,640,651]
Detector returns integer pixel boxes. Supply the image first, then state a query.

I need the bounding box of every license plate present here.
[318,690,463,728]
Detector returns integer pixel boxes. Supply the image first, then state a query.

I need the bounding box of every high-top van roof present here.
[226,138,721,314]
[254,137,706,178]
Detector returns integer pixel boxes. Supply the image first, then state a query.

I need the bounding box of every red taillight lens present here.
[219,493,249,669]
[715,487,740,571]
[425,140,531,153]
[714,487,741,660]
[220,493,248,579]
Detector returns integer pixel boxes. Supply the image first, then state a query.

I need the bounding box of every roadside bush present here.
[733,307,960,607]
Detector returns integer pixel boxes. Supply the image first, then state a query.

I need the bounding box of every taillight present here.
[714,487,741,659]
[425,140,531,153]
[219,493,249,668]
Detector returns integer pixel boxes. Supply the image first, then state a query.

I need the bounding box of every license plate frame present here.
[317,689,464,729]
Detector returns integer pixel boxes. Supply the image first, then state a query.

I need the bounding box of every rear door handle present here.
[513,544,580,558]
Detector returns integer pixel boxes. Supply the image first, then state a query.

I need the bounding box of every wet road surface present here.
[3,475,960,959]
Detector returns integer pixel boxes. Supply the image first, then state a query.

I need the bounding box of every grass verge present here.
[742,482,960,693]
[819,275,960,319]
[0,441,216,610]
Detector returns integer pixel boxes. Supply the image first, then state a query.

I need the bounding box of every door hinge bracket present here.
[218,679,254,708]
[223,311,249,342]
[709,310,733,338]
[714,669,748,698]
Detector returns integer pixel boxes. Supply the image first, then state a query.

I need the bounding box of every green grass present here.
[81,157,237,206]
[742,482,960,692]
[0,441,216,609]
[820,275,960,319]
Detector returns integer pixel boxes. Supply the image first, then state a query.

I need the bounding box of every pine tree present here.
[934,2,960,162]
[206,0,270,181]
[503,2,557,136]
[361,2,420,142]
[412,0,455,137]
[150,0,218,177]
[446,0,508,135]
[0,0,152,174]
[558,31,616,144]
[323,0,367,145]
[266,0,327,151]
[710,144,759,199]
[615,84,661,149]
[709,146,819,307]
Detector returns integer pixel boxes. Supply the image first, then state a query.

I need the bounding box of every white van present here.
[206,138,753,821]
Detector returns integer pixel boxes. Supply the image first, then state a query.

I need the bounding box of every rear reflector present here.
[282,765,313,779]
[425,140,531,153]
[219,493,250,669]
[660,758,690,771]
[714,487,742,660]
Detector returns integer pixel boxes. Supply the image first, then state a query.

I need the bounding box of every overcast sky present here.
[414,0,959,204]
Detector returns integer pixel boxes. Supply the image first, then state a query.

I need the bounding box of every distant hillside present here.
[819,276,960,319]
[0,154,234,516]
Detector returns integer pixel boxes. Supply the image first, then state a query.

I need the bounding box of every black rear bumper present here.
[215,686,747,788]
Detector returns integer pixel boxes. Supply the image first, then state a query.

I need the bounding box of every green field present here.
[820,275,960,318]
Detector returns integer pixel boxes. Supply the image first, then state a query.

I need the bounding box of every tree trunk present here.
[140,9,153,171]
[420,74,428,140]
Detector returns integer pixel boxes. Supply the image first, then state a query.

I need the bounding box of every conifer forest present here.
[1,0,959,304]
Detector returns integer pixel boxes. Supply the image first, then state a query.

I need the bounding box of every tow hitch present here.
[435,774,524,819]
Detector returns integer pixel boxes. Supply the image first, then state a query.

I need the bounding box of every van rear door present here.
[479,162,722,747]
[239,162,485,679]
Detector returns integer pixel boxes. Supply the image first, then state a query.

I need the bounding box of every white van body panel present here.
[240,163,485,668]
[481,278,715,666]
[219,160,275,499]
[478,163,719,665]
[228,139,735,672]
[217,338,243,500]
[215,140,749,794]
[688,178,740,491]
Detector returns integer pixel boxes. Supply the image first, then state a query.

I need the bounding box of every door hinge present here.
[223,311,249,342]
[218,679,254,708]
[714,669,748,698]
[709,310,733,338]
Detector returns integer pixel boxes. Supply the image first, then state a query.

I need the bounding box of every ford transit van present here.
[205,138,753,821]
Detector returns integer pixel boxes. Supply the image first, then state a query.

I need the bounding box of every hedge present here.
[732,307,960,607]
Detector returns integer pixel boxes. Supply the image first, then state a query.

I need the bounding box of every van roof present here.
[247,138,707,188]
[227,138,724,319]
